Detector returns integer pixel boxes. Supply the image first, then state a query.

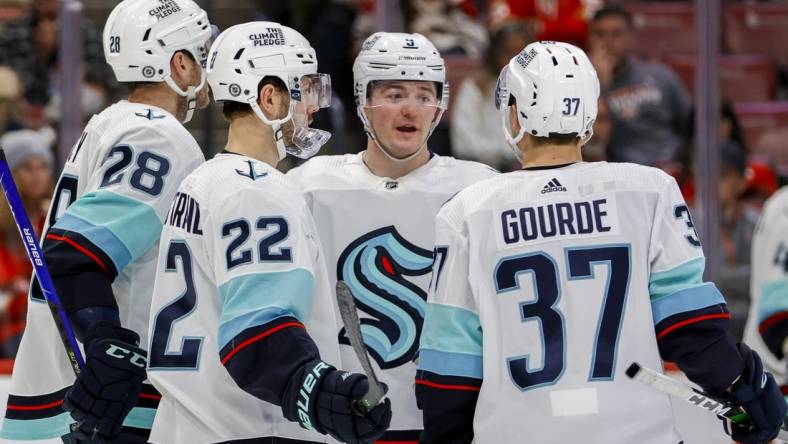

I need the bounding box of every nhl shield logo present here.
[229,84,242,97]
[142,66,156,78]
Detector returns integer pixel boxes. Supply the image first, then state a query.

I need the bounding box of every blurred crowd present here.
[0,0,785,356]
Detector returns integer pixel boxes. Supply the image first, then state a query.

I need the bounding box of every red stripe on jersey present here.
[139,392,161,400]
[758,311,788,334]
[415,378,480,392]
[6,399,63,411]
[376,441,418,444]
[220,322,305,365]
[657,313,731,339]
[46,233,109,273]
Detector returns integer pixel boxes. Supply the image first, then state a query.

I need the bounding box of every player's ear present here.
[170,51,196,87]
[509,105,521,135]
[258,84,287,120]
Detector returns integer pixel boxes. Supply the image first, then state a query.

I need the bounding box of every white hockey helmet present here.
[353,32,447,161]
[207,22,331,161]
[103,0,214,123]
[495,41,599,151]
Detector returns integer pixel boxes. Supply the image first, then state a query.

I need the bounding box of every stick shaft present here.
[0,150,84,374]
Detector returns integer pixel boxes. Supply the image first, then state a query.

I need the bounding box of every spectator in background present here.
[583,97,611,162]
[405,0,488,57]
[0,128,54,357]
[488,0,590,47]
[450,20,531,171]
[588,5,692,168]
[719,140,759,267]
[0,0,117,107]
[0,66,24,134]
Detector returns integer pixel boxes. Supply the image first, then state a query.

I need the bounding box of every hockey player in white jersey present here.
[1,1,213,442]
[146,22,391,444]
[287,32,497,442]
[416,41,786,444]
[745,187,788,391]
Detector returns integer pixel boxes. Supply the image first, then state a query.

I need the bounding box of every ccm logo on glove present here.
[105,344,147,368]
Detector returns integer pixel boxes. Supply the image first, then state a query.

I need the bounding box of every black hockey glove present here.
[63,321,147,442]
[718,343,786,444]
[283,360,392,444]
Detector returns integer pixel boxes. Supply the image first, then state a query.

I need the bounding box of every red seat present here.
[625,2,696,60]
[734,102,788,175]
[443,55,481,121]
[663,54,777,102]
[724,3,788,65]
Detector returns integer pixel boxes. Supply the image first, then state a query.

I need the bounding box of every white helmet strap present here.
[163,68,206,123]
[249,98,293,162]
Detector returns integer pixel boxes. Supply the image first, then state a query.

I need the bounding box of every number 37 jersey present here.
[419,162,728,443]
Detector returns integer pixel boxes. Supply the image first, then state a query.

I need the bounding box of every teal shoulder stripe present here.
[218,269,314,348]
[418,348,483,379]
[54,213,133,272]
[758,279,788,323]
[123,406,155,429]
[649,257,705,301]
[0,412,71,440]
[651,282,725,324]
[62,190,163,264]
[420,303,482,356]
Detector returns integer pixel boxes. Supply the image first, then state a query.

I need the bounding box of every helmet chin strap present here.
[359,107,442,163]
[164,70,207,123]
[249,99,293,162]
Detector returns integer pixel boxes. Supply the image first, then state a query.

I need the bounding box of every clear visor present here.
[494,66,511,112]
[287,73,332,159]
[193,25,220,68]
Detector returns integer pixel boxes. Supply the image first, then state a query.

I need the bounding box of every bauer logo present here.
[249,28,285,46]
[23,228,43,266]
[148,0,181,19]
[337,227,433,369]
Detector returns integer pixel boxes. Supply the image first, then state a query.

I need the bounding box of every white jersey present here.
[147,154,341,444]
[1,101,204,440]
[420,162,729,443]
[287,153,496,438]
[745,186,788,382]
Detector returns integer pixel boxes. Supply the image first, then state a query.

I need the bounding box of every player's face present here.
[366,80,440,158]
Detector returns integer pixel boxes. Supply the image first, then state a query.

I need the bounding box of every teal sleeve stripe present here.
[218,269,314,349]
[123,406,155,429]
[420,303,482,356]
[649,257,705,301]
[758,279,788,323]
[0,412,71,440]
[418,349,483,379]
[54,213,133,272]
[651,283,726,324]
[60,190,163,263]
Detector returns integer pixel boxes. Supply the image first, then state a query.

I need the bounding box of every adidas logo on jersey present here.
[541,178,566,194]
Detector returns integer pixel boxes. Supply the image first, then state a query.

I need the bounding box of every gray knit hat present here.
[0,128,55,170]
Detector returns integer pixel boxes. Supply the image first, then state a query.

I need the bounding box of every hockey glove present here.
[719,343,786,444]
[283,360,392,444]
[63,321,147,442]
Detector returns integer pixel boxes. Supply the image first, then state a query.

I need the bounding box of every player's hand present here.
[284,360,392,443]
[63,321,147,442]
[722,343,786,444]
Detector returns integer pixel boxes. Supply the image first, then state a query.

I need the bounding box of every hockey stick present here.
[335,281,386,415]
[626,362,788,441]
[0,149,84,375]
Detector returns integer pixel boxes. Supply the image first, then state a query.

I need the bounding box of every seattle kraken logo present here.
[337,226,434,369]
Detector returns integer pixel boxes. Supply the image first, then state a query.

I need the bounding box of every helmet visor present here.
[288,73,332,159]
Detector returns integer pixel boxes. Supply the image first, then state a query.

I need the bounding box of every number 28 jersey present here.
[419,162,729,443]
[2,101,203,440]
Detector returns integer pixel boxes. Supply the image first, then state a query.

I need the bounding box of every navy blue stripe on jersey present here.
[44,227,118,278]
[4,387,69,420]
[220,316,320,406]
[655,303,743,392]
[53,212,133,273]
[216,437,323,443]
[759,311,788,359]
[415,370,479,444]
[217,269,314,350]
[377,429,421,442]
